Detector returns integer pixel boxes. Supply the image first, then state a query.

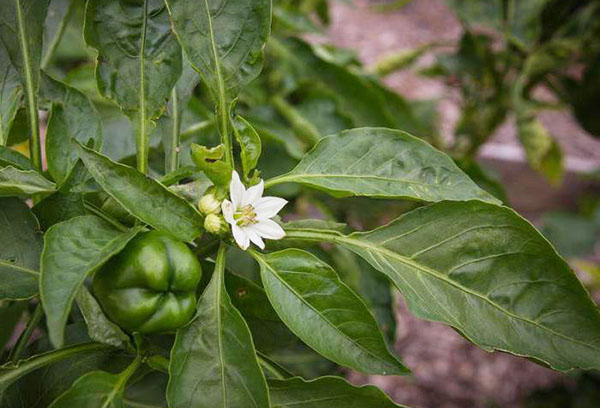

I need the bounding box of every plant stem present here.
[136,0,149,174]
[202,0,233,167]
[117,352,143,390]
[14,0,42,174]
[41,0,76,70]
[263,174,293,189]
[271,95,320,146]
[83,201,128,232]
[256,354,287,380]
[145,354,169,373]
[215,242,227,275]
[217,92,233,166]
[0,343,111,388]
[180,119,214,140]
[8,303,43,362]
[166,87,180,173]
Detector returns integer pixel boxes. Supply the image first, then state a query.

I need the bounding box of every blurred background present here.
[321,1,600,407]
[7,0,599,406]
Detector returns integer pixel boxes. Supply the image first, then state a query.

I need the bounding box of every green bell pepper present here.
[93,230,202,334]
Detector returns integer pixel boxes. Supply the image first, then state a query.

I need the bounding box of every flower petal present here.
[253,196,288,220]
[247,229,265,249]
[221,199,235,224]
[242,180,264,207]
[229,171,245,209]
[232,224,250,250]
[252,219,285,240]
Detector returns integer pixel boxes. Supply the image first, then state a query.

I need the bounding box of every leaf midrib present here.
[338,234,600,352]
[0,260,38,275]
[283,228,600,353]
[282,173,471,189]
[258,258,400,372]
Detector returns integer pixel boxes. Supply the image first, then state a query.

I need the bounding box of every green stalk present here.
[166,87,180,173]
[180,119,214,140]
[8,303,43,362]
[256,354,286,380]
[263,173,293,189]
[0,343,111,388]
[203,0,233,166]
[271,95,320,146]
[14,0,42,173]
[41,0,76,70]
[115,353,142,392]
[83,201,128,232]
[136,0,149,174]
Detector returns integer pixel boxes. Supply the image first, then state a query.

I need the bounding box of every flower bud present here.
[204,214,228,235]
[198,193,221,215]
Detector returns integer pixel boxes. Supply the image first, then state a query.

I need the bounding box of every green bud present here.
[204,214,228,235]
[198,193,221,215]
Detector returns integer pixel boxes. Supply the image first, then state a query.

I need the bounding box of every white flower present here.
[222,171,287,250]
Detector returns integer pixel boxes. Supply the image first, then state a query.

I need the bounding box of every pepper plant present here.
[1,0,600,407]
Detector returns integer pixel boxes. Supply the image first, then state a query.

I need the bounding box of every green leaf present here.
[167,245,270,408]
[0,167,56,196]
[268,376,405,408]
[1,332,131,408]
[269,37,394,127]
[0,43,22,145]
[41,72,102,185]
[541,209,600,258]
[84,0,181,118]
[251,249,408,375]
[0,0,47,100]
[49,354,141,408]
[165,0,272,101]
[233,115,262,180]
[0,197,42,270]
[0,0,49,170]
[267,128,498,204]
[0,263,38,301]
[84,0,182,173]
[285,200,600,371]
[75,142,204,242]
[445,0,549,49]
[0,342,112,400]
[0,146,33,170]
[331,247,396,344]
[48,370,129,408]
[516,113,563,185]
[40,215,143,348]
[32,190,86,231]
[75,286,130,349]
[0,196,41,300]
